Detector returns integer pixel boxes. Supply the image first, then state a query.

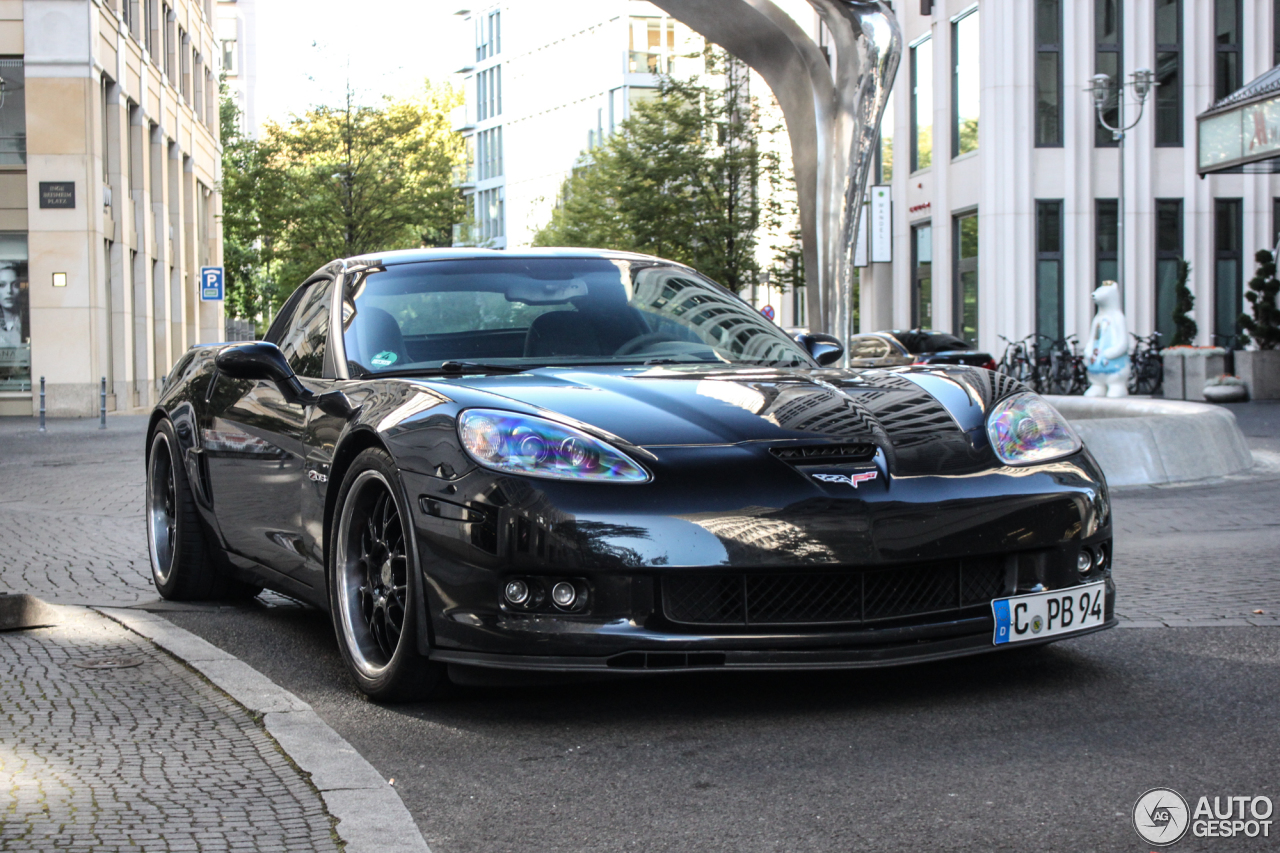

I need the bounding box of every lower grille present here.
[662,557,1007,627]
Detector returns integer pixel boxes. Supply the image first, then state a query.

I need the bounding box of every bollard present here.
[38,376,46,432]
[99,377,107,430]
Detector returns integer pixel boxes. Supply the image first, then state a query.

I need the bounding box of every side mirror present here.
[215,342,356,417]
[795,333,844,367]
[215,342,307,398]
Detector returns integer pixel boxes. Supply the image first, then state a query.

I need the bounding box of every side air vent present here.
[771,443,876,464]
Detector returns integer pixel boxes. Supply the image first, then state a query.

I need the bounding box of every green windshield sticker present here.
[370,351,398,367]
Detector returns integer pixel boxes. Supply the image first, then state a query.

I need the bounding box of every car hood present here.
[420,365,1028,475]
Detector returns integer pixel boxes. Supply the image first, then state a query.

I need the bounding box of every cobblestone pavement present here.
[0,417,153,606]
[0,605,340,852]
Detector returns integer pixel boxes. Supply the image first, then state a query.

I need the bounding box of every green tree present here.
[1240,250,1280,349]
[1170,258,1197,346]
[219,81,466,319]
[220,80,286,321]
[532,56,773,293]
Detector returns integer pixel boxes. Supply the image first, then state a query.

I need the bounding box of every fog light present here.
[1096,547,1108,571]
[551,581,577,608]
[1077,550,1093,573]
[504,579,530,606]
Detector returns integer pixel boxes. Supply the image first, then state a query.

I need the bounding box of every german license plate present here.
[992,582,1107,645]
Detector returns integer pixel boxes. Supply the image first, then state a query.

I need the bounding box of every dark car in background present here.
[144,249,1114,700]
[848,330,997,370]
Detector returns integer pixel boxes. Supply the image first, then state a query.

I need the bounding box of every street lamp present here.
[1087,68,1156,305]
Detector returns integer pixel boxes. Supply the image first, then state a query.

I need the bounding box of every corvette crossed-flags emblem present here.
[811,472,879,488]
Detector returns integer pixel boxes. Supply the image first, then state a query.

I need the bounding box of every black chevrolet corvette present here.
[145,249,1115,699]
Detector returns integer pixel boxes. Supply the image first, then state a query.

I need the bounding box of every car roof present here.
[343,246,686,269]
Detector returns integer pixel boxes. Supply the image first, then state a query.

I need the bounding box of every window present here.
[221,39,237,75]
[1214,198,1242,346]
[477,187,504,242]
[878,90,894,183]
[912,222,933,328]
[629,16,678,74]
[911,36,933,171]
[954,211,979,344]
[0,59,26,165]
[1095,199,1118,288]
[0,234,30,393]
[1154,0,1181,145]
[1215,0,1242,101]
[476,9,501,61]
[1035,0,1063,147]
[1273,197,1280,248]
[1154,199,1183,343]
[952,8,979,158]
[1276,0,1280,67]
[1095,0,1122,147]
[194,53,204,119]
[277,280,332,379]
[1036,201,1064,342]
[128,103,140,193]
[849,336,892,360]
[476,67,501,122]
[145,0,158,61]
[101,78,111,185]
[477,127,503,181]
[163,5,174,79]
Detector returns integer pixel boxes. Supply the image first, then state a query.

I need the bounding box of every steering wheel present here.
[614,332,681,356]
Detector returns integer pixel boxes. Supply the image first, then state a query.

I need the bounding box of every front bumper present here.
[430,612,1118,673]
[404,449,1115,670]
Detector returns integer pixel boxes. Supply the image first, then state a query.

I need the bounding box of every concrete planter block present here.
[1236,350,1280,401]
[1162,351,1185,399]
[1182,351,1227,402]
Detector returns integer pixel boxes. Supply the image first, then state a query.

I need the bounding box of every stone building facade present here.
[0,0,223,417]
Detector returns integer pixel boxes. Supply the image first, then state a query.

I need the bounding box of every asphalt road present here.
[157,465,1280,853]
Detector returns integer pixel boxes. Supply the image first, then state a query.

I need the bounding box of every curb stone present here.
[97,607,431,853]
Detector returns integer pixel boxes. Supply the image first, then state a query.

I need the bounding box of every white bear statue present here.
[1085,281,1130,397]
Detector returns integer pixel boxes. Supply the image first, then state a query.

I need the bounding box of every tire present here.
[329,448,446,701]
[147,419,254,600]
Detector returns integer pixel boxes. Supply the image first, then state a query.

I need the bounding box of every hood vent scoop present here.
[771,443,876,464]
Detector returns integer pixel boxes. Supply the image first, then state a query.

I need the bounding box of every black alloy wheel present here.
[331,448,445,701]
[147,419,256,600]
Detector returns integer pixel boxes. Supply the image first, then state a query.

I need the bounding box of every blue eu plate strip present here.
[992,599,1012,645]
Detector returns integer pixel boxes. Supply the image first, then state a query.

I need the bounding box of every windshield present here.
[340,257,815,375]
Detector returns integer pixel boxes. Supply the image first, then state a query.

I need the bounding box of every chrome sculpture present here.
[649,0,901,351]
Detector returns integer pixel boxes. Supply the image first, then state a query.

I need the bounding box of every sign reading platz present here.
[200,266,224,301]
[39,182,75,209]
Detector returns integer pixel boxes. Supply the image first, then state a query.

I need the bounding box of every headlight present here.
[457,409,650,482]
[986,392,1081,465]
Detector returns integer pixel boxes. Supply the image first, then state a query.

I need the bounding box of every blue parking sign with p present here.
[200,266,224,301]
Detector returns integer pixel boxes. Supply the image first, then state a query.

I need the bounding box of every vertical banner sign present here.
[200,266,224,301]
[870,186,892,263]
[854,197,870,267]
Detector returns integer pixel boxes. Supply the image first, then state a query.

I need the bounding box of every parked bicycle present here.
[1127,331,1163,396]
[1039,334,1088,395]
[997,334,1037,388]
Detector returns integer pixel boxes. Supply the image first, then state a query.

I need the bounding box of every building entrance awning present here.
[1198,65,1280,174]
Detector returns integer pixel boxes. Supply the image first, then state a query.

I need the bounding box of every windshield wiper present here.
[438,361,528,374]
[354,362,528,379]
